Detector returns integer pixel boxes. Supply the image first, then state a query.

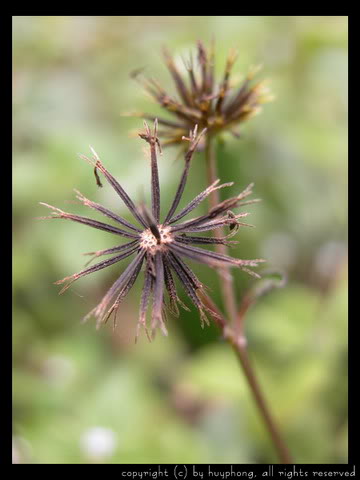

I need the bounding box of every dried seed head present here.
[128,41,272,148]
[41,121,264,340]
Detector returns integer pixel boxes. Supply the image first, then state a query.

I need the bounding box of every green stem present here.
[204,137,238,323]
[203,136,292,464]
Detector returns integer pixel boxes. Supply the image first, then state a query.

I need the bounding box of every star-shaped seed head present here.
[40,122,264,341]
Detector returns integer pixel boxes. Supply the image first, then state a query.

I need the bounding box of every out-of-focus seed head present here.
[128,41,273,149]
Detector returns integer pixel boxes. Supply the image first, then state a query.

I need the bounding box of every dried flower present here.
[40,122,263,340]
[129,41,273,148]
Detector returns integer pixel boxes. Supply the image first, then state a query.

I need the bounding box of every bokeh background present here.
[13,16,348,464]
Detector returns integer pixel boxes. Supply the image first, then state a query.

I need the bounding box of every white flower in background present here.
[80,427,117,461]
[12,441,21,464]
[12,436,31,464]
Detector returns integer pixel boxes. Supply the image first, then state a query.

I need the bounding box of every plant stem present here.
[204,137,238,323]
[203,136,292,464]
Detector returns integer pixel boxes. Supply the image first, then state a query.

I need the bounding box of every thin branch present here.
[204,136,238,323]
[203,137,292,464]
[199,292,293,464]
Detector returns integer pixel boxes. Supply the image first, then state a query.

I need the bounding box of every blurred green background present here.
[13,16,348,464]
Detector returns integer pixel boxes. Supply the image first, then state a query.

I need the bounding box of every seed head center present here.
[140,225,173,253]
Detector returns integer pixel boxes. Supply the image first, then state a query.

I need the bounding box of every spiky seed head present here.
[128,41,272,149]
[41,121,264,340]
